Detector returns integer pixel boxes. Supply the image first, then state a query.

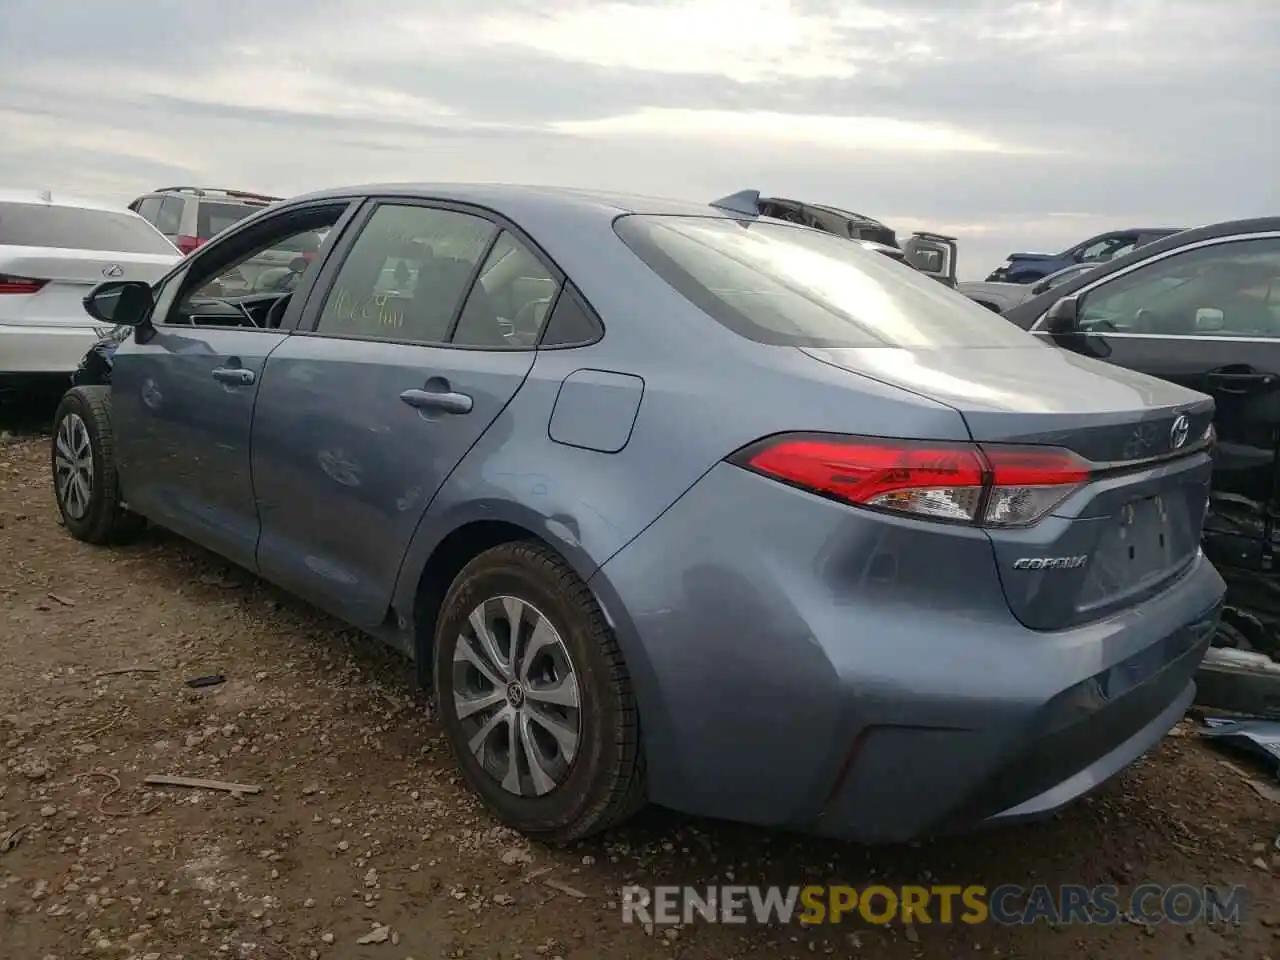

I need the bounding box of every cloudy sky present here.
[1,0,1276,276]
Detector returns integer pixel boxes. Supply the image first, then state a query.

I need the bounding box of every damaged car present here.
[711,190,960,288]
[1004,216,1280,715]
[53,183,1225,844]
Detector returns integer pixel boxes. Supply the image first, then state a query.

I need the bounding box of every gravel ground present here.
[1,403,1278,960]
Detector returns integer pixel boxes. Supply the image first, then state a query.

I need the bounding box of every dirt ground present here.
[1,401,1278,960]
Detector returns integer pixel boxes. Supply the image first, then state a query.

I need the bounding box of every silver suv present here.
[128,186,281,255]
[128,186,324,292]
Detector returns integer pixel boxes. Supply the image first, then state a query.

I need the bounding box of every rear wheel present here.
[51,387,144,544]
[433,541,645,842]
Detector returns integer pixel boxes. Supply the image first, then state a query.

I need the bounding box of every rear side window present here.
[540,283,602,346]
[451,231,560,348]
[155,196,184,235]
[0,202,178,254]
[316,203,495,345]
[135,197,162,224]
[614,215,1032,348]
[197,201,263,240]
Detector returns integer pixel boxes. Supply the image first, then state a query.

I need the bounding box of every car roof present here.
[0,188,125,214]
[287,183,737,220]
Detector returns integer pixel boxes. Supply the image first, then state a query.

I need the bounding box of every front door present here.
[252,201,562,626]
[112,202,353,569]
[1036,232,1280,586]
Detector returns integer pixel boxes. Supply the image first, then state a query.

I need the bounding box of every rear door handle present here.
[399,388,473,414]
[212,367,255,385]
[1205,369,1276,394]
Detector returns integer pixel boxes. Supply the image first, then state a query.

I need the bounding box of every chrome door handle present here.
[399,388,473,414]
[212,367,255,385]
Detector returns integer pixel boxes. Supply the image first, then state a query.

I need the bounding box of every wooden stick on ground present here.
[94,666,161,678]
[144,775,262,795]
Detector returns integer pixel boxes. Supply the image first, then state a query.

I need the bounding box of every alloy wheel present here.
[54,413,94,521]
[452,595,582,796]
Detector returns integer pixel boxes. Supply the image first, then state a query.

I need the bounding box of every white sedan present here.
[0,190,180,388]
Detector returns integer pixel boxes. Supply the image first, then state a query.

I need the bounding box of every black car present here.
[1003,217,1280,697]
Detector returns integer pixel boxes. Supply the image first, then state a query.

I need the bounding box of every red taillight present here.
[0,275,47,295]
[731,433,1092,528]
[175,235,204,254]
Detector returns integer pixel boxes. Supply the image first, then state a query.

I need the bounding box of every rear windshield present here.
[614,215,1034,348]
[197,201,267,240]
[0,202,178,255]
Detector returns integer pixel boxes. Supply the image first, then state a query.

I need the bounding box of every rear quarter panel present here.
[389,200,971,616]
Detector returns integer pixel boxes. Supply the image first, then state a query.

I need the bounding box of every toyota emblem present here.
[101,264,124,278]
[1170,414,1190,450]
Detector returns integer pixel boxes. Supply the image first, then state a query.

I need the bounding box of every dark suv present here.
[1003,217,1280,709]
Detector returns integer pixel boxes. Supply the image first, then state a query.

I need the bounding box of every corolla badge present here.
[1170,414,1190,450]
[1012,555,1089,570]
[101,264,124,278]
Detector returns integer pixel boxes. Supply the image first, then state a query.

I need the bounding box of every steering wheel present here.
[264,295,291,329]
[1082,316,1118,333]
[194,296,259,328]
[512,298,552,344]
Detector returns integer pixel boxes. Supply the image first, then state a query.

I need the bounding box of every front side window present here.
[0,202,178,255]
[614,214,1033,348]
[160,206,346,328]
[315,204,495,344]
[1077,236,1280,338]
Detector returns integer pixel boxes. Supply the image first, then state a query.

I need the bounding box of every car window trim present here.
[152,198,361,334]
[1030,230,1280,332]
[295,196,574,352]
[534,280,606,350]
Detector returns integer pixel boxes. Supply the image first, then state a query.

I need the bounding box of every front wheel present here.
[433,541,645,842]
[51,386,144,544]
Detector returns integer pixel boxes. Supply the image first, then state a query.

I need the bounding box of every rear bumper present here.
[0,322,100,375]
[591,462,1225,842]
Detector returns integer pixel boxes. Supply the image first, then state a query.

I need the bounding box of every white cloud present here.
[463,0,917,82]
[20,61,461,127]
[553,108,1032,154]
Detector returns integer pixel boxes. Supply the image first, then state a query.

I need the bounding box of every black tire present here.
[433,541,645,842]
[51,386,144,545]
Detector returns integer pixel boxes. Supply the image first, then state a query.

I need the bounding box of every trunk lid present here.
[801,344,1216,630]
[0,246,178,326]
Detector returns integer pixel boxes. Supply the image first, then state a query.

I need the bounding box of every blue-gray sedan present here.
[53,184,1224,843]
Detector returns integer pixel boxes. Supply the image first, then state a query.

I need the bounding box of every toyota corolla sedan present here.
[52,184,1225,844]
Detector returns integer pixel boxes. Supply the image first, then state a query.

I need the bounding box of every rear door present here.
[1031,231,1280,581]
[252,199,559,626]
[111,200,355,570]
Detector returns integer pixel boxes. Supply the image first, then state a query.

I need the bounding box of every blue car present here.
[987,228,1185,283]
[54,184,1224,843]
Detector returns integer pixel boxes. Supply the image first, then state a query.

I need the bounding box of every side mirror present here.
[1043,295,1080,334]
[83,280,154,327]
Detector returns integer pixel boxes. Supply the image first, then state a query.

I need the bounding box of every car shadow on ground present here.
[102,518,1214,901]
